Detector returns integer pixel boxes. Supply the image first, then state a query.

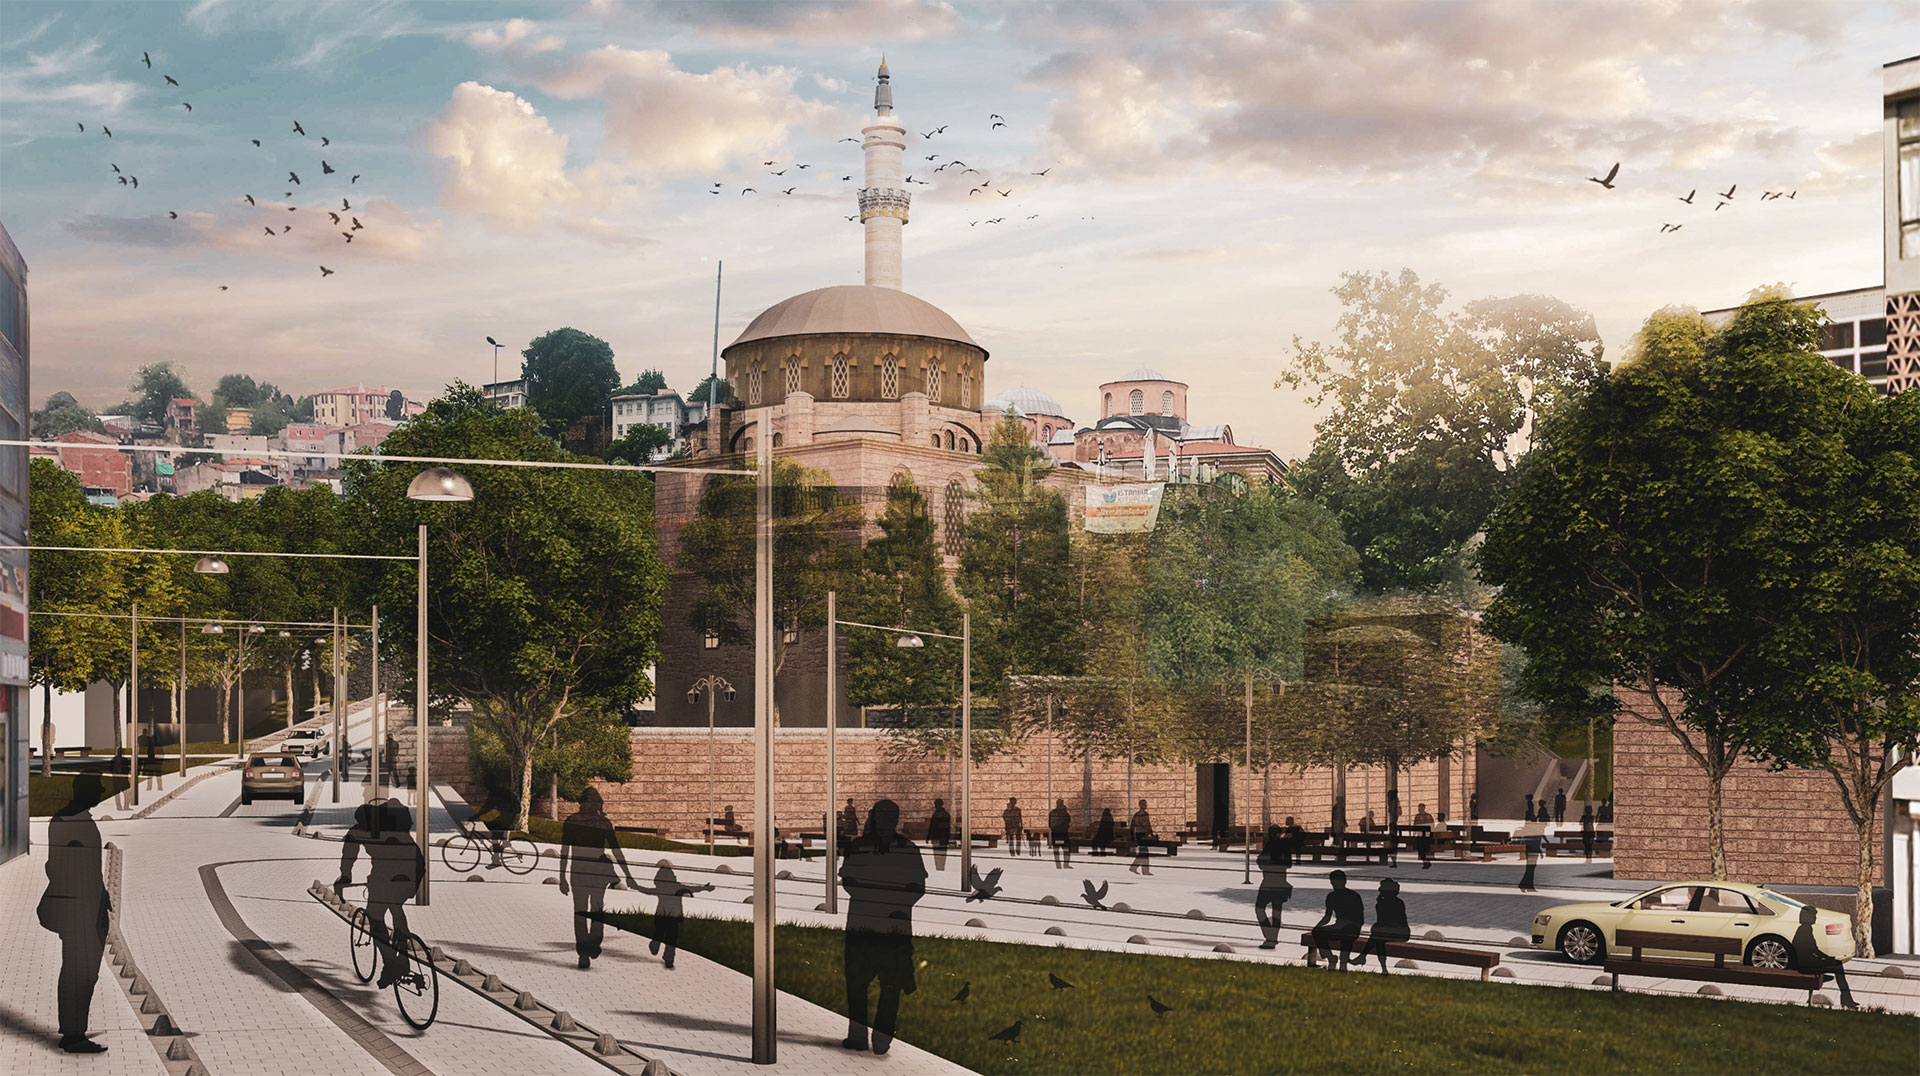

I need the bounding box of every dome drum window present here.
[1161,390,1175,415]
[959,359,973,408]
[784,355,803,397]
[942,478,966,557]
[830,353,851,398]
[748,361,765,405]
[925,359,943,403]
[1129,389,1144,415]
[881,353,899,398]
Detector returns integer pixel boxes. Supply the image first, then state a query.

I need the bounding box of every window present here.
[1129,389,1144,415]
[931,434,941,447]
[747,360,764,405]
[944,430,955,449]
[831,353,850,398]
[1818,322,1855,351]
[959,359,973,407]
[1862,318,1888,347]
[1696,888,1758,915]
[1861,351,1888,379]
[881,353,899,398]
[1104,392,1113,416]
[1901,99,1920,258]
[942,478,966,557]
[1830,354,1858,374]
[784,355,802,396]
[925,359,942,403]
[1161,390,1174,415]
[1633,886,1696,912]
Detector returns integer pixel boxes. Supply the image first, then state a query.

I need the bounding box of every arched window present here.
[1129,389,1144,415]
[959,359,973,408]
[772,432,784,447]
[748,360,764,405]
[942,478,966,557]
[1040,423,1051,441]
[944,430,955,450]
[1104,392,1113,416]
[925,359,943,403]
[784,355,803,397]
[880,353,899,398]
[1161,390,1174,415]
[830,353,850,398]
[931,434,941,447]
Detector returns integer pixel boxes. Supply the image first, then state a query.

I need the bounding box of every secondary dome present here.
[983,386,1065,417]
[727,285,983,354]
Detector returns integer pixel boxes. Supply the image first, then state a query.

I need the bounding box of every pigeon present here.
[1027,214,1038,219]
[1148,996,1173,1016]
[293,120,305,136]
[142,51,151,68]
[281,224,290,232]
[926,155,938,161]
[1718,183,1736,200]
[1787,189,1796,199]
[1659,223,1681,233]
[992,122,1006,130]
[244,194,256,206]
[321,136,329,147]
[1715,201,1728,211]
[251,139,261,147]
[796,163,810,169]
[951,981,970,1004]
[77,122,84,131]
[987,1021,1021,1044]
[1080,879,1108,910]
[741,187,755,194]
[1586,162,1619,189]
[770,169,786,176]
[118,176,128,185]
[964,864,1003,902]
[342,198,350,209]
[218,285,228,291]
[351,217,362,229]
[129,176,137,188]
[319,265,334,276]
[288,205,296,211]
[1048,973,1074,990]
[1033,168,1052,176]
[329,211,341,223]
[969,188,983,196]
[289,171,301,184]
[838,137,859,143]
[999,188,1011,197]
[351,174,360,183]
[762,160,776,165]
[990,114,1003,121]
[342,232,353,242]
[182,102,192,111]
[841,175,851,180]
[782,187,796,195]
[264,227,275,236]
[111,163,120,173]
[845,214,857,220]
[165,75,179,86]
[168,211,177,219]
[322,161,335,174]
[1678,189,1695,204]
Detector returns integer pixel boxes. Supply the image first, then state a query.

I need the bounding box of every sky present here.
[1,0,1909,460]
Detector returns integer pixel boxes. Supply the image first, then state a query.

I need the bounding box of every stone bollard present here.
[965,918,986,928]
[430,947,446,961]
[1128,935,1150,945]
[1039,895,1061,906]
[1506,936,1529,947]
[1212,943,1235,954]
[1423,930,1446,941]
[641,1060,674,1076]
[167,1038,194,1060]
[514,991,541,1011]
[481,973,505,992]
[776,870,793,881]
[1185,909,1207,920]
[551,1011,578,1031]
[595,1032,621,1055]
[129,975,151,996]
[148,1014,178,1037]
[1045,926,1066,936]
[1111,902,1131,913]
[1395,959,1420,970]
[543,876,560,885]
[1697,984,1723,996]
[714,864,734,874]
[452,959,474,975]
[141,995,166,1015]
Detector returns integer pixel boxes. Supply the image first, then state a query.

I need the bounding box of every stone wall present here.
[1613,700,1884,886]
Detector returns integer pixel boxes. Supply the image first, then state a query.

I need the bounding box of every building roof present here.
[727,285,982,353]
[1104,368,1186,386]
[983,386,1065,418]
[1048,429,1076,445]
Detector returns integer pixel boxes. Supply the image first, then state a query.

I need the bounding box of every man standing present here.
[1001,797,1023,855]
[1312,869,1365,970]
[335,793,421,988]
[840,800,926,1055]
[1254,826,1294,949]
[1129,799,1155,876]
[557,789,640,969]
[1553,787,1567,824]
[926,798,952,872]
[40,774,111,1053]
[1047,799,1072,869]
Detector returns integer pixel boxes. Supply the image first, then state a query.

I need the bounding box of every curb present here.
[104,842,212,1075]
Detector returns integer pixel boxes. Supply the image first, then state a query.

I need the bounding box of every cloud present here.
[606,0,963,45]
[185,0,424,71]
[467,18,562,55]
[0,39,141,113]
[426,81,594,228]
[1797,129,1880,193]
[65,201,441,260]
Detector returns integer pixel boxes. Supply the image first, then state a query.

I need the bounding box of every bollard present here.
[148,1014,178,1036]
[551,1011,578,1031]
[594,1032,621,1055]
[1045,926,1066,936]
[514,990,540,1011]
[1111,902,1131,913]
[1128,935,1150,945]
[1039,895,1060,906]
[482,973,505,992]
[1185,909,1207,920]
[452,959,474,975]
[141,995,166,1015]
[1212,943,1235,954]
[167,1038,194,1060]
[964,918,986,928]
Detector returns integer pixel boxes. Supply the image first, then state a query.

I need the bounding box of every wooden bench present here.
[1545,839,1613,857]
[1603,928,1823,998]
[1299,932,1501,981]
[1454,842,1525,861]
[1296,844,1396,864]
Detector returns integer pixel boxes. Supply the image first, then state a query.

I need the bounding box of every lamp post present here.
[192,556,229,769]
[129,602,139,806]
[752,427,774,1065]
[331,606,344,802]
[688,674,736,856]
[486,336,503,389]
[370,606,380,799]
[406,465,475,907]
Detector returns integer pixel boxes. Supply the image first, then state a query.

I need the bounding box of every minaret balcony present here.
[858,187,912,222]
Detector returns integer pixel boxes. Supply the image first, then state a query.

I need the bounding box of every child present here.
[636,863,714,970]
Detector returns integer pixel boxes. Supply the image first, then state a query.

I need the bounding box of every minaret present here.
[858,56,909,290]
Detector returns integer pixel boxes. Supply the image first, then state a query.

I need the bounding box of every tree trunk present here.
[285,664,295,730]
[1853,809,1878,958]
[1704,765,1728,881]
[219,677,232,743]
[41,683,52,778]
[516,740,536,834]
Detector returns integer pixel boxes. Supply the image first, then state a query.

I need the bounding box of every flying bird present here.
[969,188,983,196]
[1786,189,1796,199]
[1678,189,1695,204]
[934,125,948,134]
[1081,878,1109,909]
[342,198,350,209]
[142,51,151,68]
[329,211,341,223]
[762,160,776,165]
[351,217,362,229]
[926,155,938,161]
[999,188,1011,197]
[251,139,261,147]
[77,122,84,131]
[165,75,178,86]
[102,126,111,137]
[111,163,120,173]
[988,1022,1022,1044]
[770,169,786,175]
[244,194,255,205]
[1148,996,1173,1016]
[708,189,720,194]
[351,175,360,183]
[782,187,796,195]
[951,981,970,1004]
[1718,183,1736,200]
[129,176,137,188]
[321,136,329,147]
[319,266,334,276]
[1586,162,1619,189]
[845,214,857,220]
[168,211,177,219]
[1048,973,1074,990]
[1714,201,1728,211]
[117,176,127,186]
[962,167,980,175]
[841,175,851,180]
[1659,223,1680,232]
[322,161,335,174]
[287,205,296,211]
[741,187,756,194]
[989,114,1003,121]
[281,224,290,232]
[991,122,1006,130]
[1026,214,1038,219]
[796,163,810,169]
[181,102,192,111]
[964,864,1003,902]
[1033,168,1052,176]
[289,171,301,184]
[342,232,352,242]
[838,137,858,143]
[263,227,275,236]
[218,285,227,291]
[293,120,305,136]
[713,182,723,187]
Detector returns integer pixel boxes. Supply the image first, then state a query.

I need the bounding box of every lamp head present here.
[201,623,224,634]
[687,687,701,705]
[486,336,500,347]
[406,466,475,502]
[724,685,737,702]
[248,624,265,633]
[278,630,293,638]
[896,633,925,649]
[193,555,230,574]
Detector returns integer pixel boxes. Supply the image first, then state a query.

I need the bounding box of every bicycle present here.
[340,885,439,1030]
[441,821,539,875]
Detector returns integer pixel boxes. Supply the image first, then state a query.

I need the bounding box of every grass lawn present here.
[597,911,1915,1075]
[472,806,754,858]
[29,774,132,816]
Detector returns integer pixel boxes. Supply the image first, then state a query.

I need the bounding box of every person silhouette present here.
[1413,805,1435,869]
[1129,799,1154,875]
[1412,802,1433,825]
[1553,787,1566,824]
[840,799,926,1055]
[1523,792,1534,822]
[1791,905,1856,1009]
[1579,803,1596,860]
[1092,808,1116,856]
[1517,830,1541,892]
[1312,869,1365,970]
[1468,792,1479,822]
[1002,797,1023,855]
[1048,799,1072,868]
[1330,795,1346,838]
[722,804,738,832]
[384,732,398,785]
[1538,800,1553,824]
[40,772,111,1053]
[1386,788,1401,829]
[557,789,639,969]
[927,798,952,871]
[1598,796,1613,824]
[635,863,713,970]
[335,793,421,987]
[139,728,154,762]
[1254,826,1294,949]
[1356,877,1411,972]
[840,799,860,846]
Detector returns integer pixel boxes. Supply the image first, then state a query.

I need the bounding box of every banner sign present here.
[1085,483,1165,534]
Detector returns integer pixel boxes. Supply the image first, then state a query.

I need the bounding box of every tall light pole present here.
[331,606,343,802]
[128,603,139,805]
[960,611,972,887]
[486,336,503,389]
[406,465,475,908]
[370,607,380,799]
[178,620,187,777]
[825,591,837,913]
[687,674,735,855]
[752,426,775,1064]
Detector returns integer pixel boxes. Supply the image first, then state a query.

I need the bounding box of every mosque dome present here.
[1107,367,1185,385]
[983,386,1065,418]
[727,285,982,354]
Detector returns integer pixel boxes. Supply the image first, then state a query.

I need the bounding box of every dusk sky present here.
[2,0,1908,459]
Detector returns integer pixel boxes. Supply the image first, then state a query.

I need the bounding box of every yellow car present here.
[1532,881,1854,969]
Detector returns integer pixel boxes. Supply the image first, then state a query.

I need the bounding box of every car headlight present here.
[1533,913,1551,926]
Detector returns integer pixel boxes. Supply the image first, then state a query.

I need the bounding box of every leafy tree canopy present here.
[620,369,669,396]
[847,476,965,751]
[958,412,1080,684]
[522,327,620,434]
[32,392,105,437]
[130,362,193,425]
[606,422,673,465]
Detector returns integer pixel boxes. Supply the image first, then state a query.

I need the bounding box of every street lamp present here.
[688,675,737,855]
[194,555,230,574]
[486,336,503,389]
[407,465,473,906]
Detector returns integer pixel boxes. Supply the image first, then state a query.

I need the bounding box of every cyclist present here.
[336,793,422,988]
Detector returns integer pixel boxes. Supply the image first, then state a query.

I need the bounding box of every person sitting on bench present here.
[1312,869,1365,971]
[1354,878,1411,972]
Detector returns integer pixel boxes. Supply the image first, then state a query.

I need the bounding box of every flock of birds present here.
[1586,161,1799,233]
[77,49,373,286]
[704,114,1067,230]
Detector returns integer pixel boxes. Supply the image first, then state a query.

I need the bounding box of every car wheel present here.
[1558,921,1606,965]
[1746,935,1794,970]
[241,792,252,806]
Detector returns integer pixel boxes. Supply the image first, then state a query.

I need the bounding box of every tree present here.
[1281,270,1604,592]
[847,477,964,754]
[1480,290,1841,881]
[521,328,620,434]
[386,390,405,420]
[214,375,269,409]
[129,362,192,426]
[958,411,1080,685]
[27,463,131,773]
[345,384,666,831]
[605,422,673,465]
[689,374,736,410]
[32,392,106,438]
[620,369,669,396]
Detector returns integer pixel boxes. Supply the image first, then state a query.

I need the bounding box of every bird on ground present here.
[1586,162,1619,189]
[182,102,192,111]
[964,864,1003,902]
[1719,183,1736,200]
[319,266,334,276]
[1081,879,1108,909]
[351,217,362,229]
[251,139,261,147]
[102,126,111,137]
[293,120,305,135]
[351,175,360,183]
[322,161,335,174]
[1678,189,1695,204]
[164,75,178,86]
[1715,201,1728,211]
[117,176,128,185]
[1148,996,1173,1016]
[168,211,177,219]
[329,211,341,223]
[263,227,275,236]
[342,198,350,209]
[1033,168,1051,176]
[782,187,796,195]
[1048,973,1074,990]
[988,1022,1021,1044]
[992,122,1006,130]
[951,981,970,1004]
[342,232,352,242]
[289,171,301,184]
[244,194,255,205]
[142,51,151,68]
[321,136,329,147]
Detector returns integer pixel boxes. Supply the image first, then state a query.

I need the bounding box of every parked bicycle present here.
[339,884,439,1029]
[441,821,539,875]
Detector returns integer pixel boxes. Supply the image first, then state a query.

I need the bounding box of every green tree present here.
[1480,290,1841,881]
[522,328,620,434]
[129,362,192,426]
[213,375,268,409]
[605,423,673,465]
[385,390,405,420]
[847,477,964,753]
[345,384,665,830]
[31,392,106,438]
[958,411,1080,685]
[27,463,132,773]
[620,369,669,396]
[689,374,736,410]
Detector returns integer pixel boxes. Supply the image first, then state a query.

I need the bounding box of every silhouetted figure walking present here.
[840,800,926,1055]
[1517,831,1541,892]
[1356,877,1411,973]
[1579,804,1596,860]
[384,733,398,785]
[840,799,860,844]
[40,773,110,1053]
[1469,792,1479,822]
[1255,826,1294,949]
[1313,869,1364,970]
[1092,808,1116,856]
[636,863,712,970]
[1048,799,1072,868]
[1792,906,1857,1009]
[335,793,421,987]
[1553,787,1566,824]
[139,729,154,763]
[927,798,952,871]
[1129,800,1154,875]
[558,789,639,969]
[1002,797,1023,855]
[1523,792,1534,822]
[1598,796,1613,824]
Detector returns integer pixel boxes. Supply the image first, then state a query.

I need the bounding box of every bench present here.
[1454,842,1525,861]
[1603,928,1823,998]
[1299,932,1501,981]
[1295,844,1396,865]
[1545,839,1613,857]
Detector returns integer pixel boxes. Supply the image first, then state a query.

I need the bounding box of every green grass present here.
[597,911,1915,1075]
[29,774,132,816]
[472,806,756,858]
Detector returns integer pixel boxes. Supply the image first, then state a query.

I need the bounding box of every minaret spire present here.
[857,57,908,289]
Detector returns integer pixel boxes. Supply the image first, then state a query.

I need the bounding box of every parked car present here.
[281,729,327,758]
[241,754,305,805]
[1532,881,1854,969]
